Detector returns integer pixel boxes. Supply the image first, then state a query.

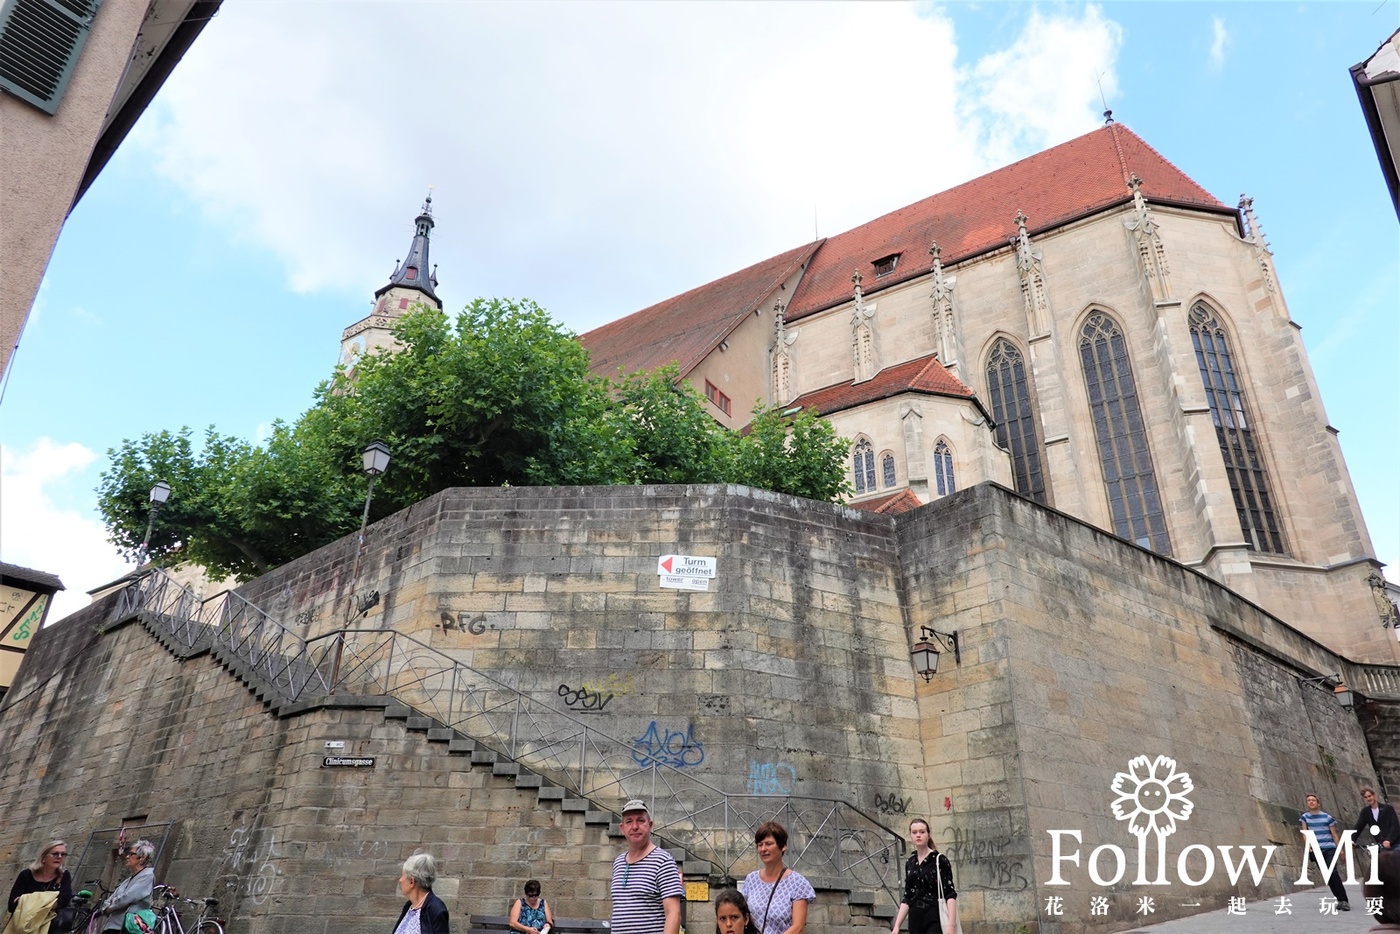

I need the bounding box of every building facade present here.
[580,124,1390,663]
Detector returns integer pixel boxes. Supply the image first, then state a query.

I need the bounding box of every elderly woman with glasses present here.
[393,853,448,934]
[98,840,155,932]
[7,839,72,914]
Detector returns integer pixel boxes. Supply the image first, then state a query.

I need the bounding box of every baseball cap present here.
[622,798,649,815]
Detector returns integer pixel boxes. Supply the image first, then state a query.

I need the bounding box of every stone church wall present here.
[0,484,1387,934]
[896,485,1378,931]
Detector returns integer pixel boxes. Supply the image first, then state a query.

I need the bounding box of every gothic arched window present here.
[1189,303,1287,554]
[1079,312,1171,555]
[985,338,1048,504]
[882,453,897,489]
[852,439,876,494]
[934,440,955,496]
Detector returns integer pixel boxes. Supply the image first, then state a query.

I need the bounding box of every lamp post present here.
[336,442,392,685]
[138,480,171,567]
[346,440,391,606]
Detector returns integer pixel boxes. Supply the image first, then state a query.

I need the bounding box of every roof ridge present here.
[1112,123,1226,208]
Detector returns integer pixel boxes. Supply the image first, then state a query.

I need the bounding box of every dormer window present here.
[405,267,417,280]
[873,254,900,277]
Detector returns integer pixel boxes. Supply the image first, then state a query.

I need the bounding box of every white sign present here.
[660,575,710,591]
[657,555,716,578]
[325,741,346,749]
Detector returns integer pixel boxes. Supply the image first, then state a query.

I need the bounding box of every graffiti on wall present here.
[945,810,1029,891]
[873,792,910,815]
[215,813,279,906]
[746,760,796,795]
[558,683,613,712]
[631,721,705,768]
[439,611,490,634]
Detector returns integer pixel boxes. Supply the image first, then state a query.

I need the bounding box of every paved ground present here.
[1122,882,1379,932]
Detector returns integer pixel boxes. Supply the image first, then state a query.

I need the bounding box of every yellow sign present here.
[684,881,709,902]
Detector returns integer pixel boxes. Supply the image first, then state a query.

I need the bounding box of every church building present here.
[579,123,1392,664]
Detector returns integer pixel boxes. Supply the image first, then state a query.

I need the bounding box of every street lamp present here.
[335,442,392,688]
[910,625,961,682]
[1296,674,1356,710]
[345,441,391,617]
[139,480,171,566]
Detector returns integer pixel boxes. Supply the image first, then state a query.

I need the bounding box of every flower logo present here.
[1111,755,1194,837]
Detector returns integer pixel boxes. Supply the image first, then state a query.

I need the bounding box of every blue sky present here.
[1,2,1395,620]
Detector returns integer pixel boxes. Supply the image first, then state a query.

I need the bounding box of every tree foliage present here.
[98,298,850,580]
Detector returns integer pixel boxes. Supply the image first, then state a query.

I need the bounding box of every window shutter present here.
[0,0,101,115]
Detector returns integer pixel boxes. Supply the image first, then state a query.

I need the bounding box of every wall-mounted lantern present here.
[911,625,961,682]
[1297,673,1354,710]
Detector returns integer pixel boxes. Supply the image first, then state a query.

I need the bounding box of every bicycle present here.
[67,878,110,934]
[151,884,224,934]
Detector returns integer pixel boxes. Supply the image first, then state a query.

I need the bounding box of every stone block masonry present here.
[0,483,1392,934]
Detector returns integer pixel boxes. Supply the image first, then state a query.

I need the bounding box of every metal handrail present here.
[111,568,906,896]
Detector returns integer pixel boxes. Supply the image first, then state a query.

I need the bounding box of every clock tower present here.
[340,195,442,369]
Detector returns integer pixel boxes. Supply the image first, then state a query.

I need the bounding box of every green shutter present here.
[0,0,101,115]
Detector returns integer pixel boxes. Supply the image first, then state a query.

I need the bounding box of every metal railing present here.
[112,568,906,896]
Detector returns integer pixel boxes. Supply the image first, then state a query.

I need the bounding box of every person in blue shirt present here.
[1300,794,1351,911]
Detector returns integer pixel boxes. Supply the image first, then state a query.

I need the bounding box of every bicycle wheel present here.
[197,922,223,934]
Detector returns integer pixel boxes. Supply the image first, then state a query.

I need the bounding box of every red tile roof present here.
[788,353,975,417]
[581,241,820,378]
[580,124,1231,377]
[787,124,1232,321]
[850,489,923,515]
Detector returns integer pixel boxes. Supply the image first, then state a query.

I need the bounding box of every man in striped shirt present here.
[610,799,683,934]
[1300,793,1352,911]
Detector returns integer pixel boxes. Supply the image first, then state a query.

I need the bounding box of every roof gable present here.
[786,124,1232,321]
[850,489,923,515]
[789,353,974,417]
[581,242,820,379]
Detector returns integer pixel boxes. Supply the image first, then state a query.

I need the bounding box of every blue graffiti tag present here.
[631,721,705,769]
[746,760,796,795]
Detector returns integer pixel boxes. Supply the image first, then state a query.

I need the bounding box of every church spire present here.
[376,193,440,303]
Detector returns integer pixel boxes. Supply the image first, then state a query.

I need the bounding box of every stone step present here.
[447,739,476,754]
[491,761,519,777]
[470,749,497,766]
[847,892,876,907]
[384,705,411,719]
[681,860,711,876]
[405,716,433,731]
[427,727,457,742]
[561,798,589,812]
[583,810,611,825]
[513,774,543,789]
[537,786,566,802]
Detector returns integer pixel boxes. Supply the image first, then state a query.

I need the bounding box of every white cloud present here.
[130,2,1123,333]
[963,5,1123,166]
[0,439,130,623]
[1209,16,1229,72]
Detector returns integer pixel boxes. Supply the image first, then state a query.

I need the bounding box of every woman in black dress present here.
[890,818,957,934]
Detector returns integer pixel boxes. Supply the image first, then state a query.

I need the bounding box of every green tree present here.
[729,404,852,502]
[98,298,850,581]
[319,298,616,505]
[602,365,731,485]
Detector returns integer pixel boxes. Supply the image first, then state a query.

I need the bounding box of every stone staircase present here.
[123,605,897,924]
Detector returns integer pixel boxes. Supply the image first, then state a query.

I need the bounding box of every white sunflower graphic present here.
[1110,755,1195,837]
